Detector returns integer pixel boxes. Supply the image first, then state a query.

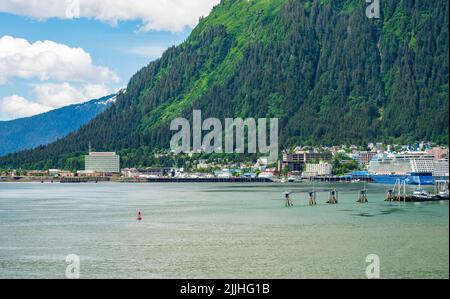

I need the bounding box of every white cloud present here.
[0,0,220,32]
[0,83,112,120]
[33,82,110,107]
[0,35,119,84]
[0,95,52,121]
[129,45,169,59]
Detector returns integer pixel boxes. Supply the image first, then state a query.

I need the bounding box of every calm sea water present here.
[0,182,448,279]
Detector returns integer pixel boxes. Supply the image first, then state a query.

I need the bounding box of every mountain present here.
[0,94,116,157]
[0,0,448,170]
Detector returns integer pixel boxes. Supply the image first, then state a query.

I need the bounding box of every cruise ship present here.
[368,152,436,185]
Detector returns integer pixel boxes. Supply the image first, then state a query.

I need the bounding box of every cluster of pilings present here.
[326,190,339,204]
[285,189,370,206]
[285,192,294,207]
[357,190,368,203]
[285,197,294,207]
[385,179,407,202]
[283,179,449,207]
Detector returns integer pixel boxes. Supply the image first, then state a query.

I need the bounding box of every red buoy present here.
[137,211,142,221]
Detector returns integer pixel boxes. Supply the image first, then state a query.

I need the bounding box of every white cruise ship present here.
[433,158,449,179]
[368,152,435,185]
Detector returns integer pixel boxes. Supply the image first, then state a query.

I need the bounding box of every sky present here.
[0,0,220,121]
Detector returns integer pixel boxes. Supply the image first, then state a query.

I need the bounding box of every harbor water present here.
[0,182,448,278]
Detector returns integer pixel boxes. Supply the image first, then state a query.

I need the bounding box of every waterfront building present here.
[258,171,274,179]
[77,170,99,177]
[217,172,232,179]
[84,152,120,173]
[122,168,138,178]
[426,147,449,160]
[305,161,333,176]
[197,161,213,169]
[137,168,172,177]
[48,169,61,176]
[59,171,75,178]
[359,151,377,166]
[282,150,332,171]
[28,170,49,176]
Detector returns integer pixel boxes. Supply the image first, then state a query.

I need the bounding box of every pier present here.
[305,176,373,183]
[142,177,273,183]
[60,177,110,183]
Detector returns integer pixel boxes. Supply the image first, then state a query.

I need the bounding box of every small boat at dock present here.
[437,190,449,200]
[411,188,432,201]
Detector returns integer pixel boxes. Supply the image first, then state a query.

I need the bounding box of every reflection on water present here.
[0,182,448,278]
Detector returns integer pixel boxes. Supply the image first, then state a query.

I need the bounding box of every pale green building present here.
[85,152,120,173]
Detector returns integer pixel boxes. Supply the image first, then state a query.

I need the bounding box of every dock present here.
[304,176,373,182]
[399,195,448,202]
[142,177,273,183]
[60,177,110,183]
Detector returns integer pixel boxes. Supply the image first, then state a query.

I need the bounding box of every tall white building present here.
[85,152,120,173]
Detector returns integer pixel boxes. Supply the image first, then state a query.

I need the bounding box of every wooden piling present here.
[309,191,317,205]
[285,197,294,207]
[285,193,294,208]
[327,189,338,204]
[385,179,407,202]
[385,189,393,201]
[357,190,368,203]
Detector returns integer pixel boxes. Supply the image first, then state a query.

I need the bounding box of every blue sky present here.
[0,0,219,120]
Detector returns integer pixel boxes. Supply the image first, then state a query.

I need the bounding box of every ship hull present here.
[369,174,407,185]
[405,172,434,185]
[370,173,434,185]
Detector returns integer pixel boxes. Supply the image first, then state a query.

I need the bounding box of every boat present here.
[411,188,432,200]
[410,179,431,200]
[368,152,435,185]
[437,191,449,200]
[287,176,302,183]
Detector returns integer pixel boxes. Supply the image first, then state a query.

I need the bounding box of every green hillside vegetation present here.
[0,0,448,170]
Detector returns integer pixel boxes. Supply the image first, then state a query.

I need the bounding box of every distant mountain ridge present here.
[0,94,116,157]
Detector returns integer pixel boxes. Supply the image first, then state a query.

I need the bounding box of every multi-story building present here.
[282,150,332,171]
[85,152,120,173]
[304,161,333,176]
[426,147,449,160]
[359,151,377,166]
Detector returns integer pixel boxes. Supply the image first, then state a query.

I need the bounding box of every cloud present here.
[33,82,110,107]
[0,0,220,32]
[129,45,169,59]
[0,35,119,84]
[0,83,111,120]
[0,95,52,121]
